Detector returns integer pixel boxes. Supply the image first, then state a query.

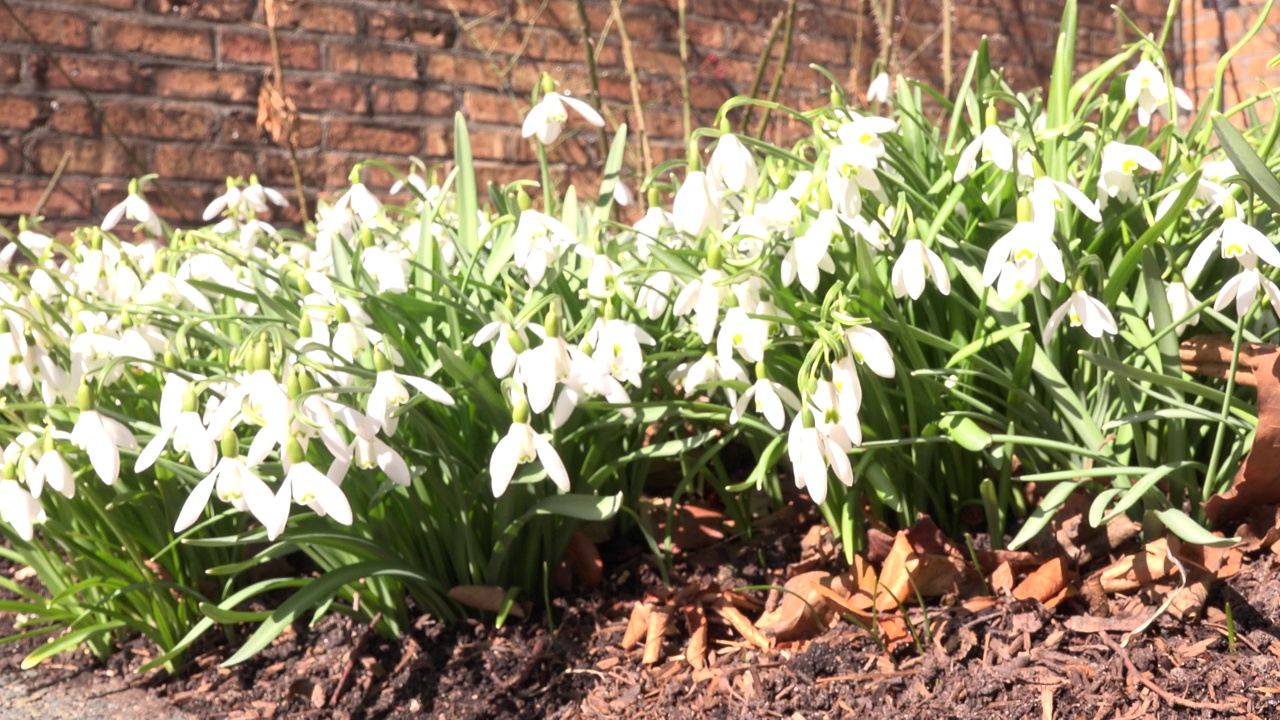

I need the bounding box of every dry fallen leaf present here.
[875,531,966,611]
[990,561,1015,595]
[446,585,526,618]
[684,604,708,670]
[638,497,733,552]
[1099,538,1179,594]
[755,570,853,641]
[643,605,672,664]
[1013,557,1075,607]
[564,530,604,587]
[622,601,651,650]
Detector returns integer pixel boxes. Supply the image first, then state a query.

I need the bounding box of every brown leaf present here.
[990,561,1015,595]
[754,570,847,641]
[638,497,733,552]
[621,601,650,650]
[1232,505,1280,553]
[683,604,708,670]
[446,585,526,618]
[1182,335,1280,522]
[643,605,671,665]
[875,531,966,611]
[1099,538,1178,594]
[565,530,603,587]
[716,599,771,650]
[1012,557,1074,606]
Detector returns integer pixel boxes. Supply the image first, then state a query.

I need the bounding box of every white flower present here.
[891,239,950,299]
[1097,142,1163,206]
[514,328,572,414]
[612,180,634,206]
[242,179,288,212]
[389,173,429,197]
[135,374,216,474]
[787,397,855,507]
[1030,174,1101,223]
[827,142,885,216]
[0,479,44,541]
[1185,211,1280,284]
[173,453,277,535]
[1043,289,1119,344]
[672,171,723,238]
[102,191,162,236]
[473,321,527,379]
[1154,172,1229,221]
[334,406,411,487]
[781,209,839,292]
[631,207,673,260]
[271,456,353,540]
[30,446,74,499]
[673,268,730,344]
[638,271,675,319]
[203,184,243,221]
[490,410,570,497]
[731,374,801,431]
[1213,253,1280,319]
[586,319,653,387]
[954,125,1014,181]
[982,199,1065,300]
[522,92,605,145]
[844,326,895,378]
[512,210,577,286]
[835,113,897,162]
[333,182,381,225]
[668,352,746,403]
[366,368,454,436]
[1149,281,1200,335]
[360,245,409,294]
[1125,59,1193,126]
[707,134,758,193]
[716,307,768,366]
[866,72,890,103]
[71,402,138,486]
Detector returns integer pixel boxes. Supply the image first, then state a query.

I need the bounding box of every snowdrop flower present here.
[242,177,288,213]
[835,113,897,164]
[333,177,381,225]
[514,315,572,414]
[708,133,758,193]
[70,384,138,486]
[334,406,411,487]
[1097,142,1162,206]
[1185,199,1280,284]
[367,349,455,436]
[612,180,634,207]
[173,433,277,535]
[30,436,75,499]
[270,439,353,540]
[1213,252,1280,319]
[1125,59,1193,126]
[716,307,768,366]
[844,325,895,379]
[788,382,858,506]
[638,271,675,319]
[673,262,730,344]
[630,206,673,260]
[1154,172,1230,221]
[782,209,839,292]
[102,182,162,237]
[891,238,950,300]
[203,180,243,221]
[522,91,605,145]
[0,475,44,541]
[360,245,409,294]
[1020,155,1101,222]
[827,142,885,217]
[490,400,570,497]
[1,228,54,271]
[982,197,1065,300]
[135,374,216,474]
[954,109,1014,181]
[586,319,653,388]
[866,72,890,103]
[730,363,800,431]
[512,210,578,286]
[1043,289,1118,344]
[389,173,430,197]
[577,247,625,299]
[668,352,746,402]
[672,170,723,238]
[473,320,527,379]
[331,301,374,364]
[1149,280,1200,335]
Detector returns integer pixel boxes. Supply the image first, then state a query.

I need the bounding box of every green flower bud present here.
[1016,196,1034,224]
[359,226,375,248]
[687,142,703,172]
[335,303,351,324]
[801,406,816,429]
[77,382,94,411]
[539,73,556,96]
[163,347,177,369]
[0,317,9,334]
[517,188,532,212]
[348,166,362,185]
[754,361,767,380]
[221,431,240,459]
[545,305,560,339]
[252,335,270,373]
[818,184,833,211]
[182,386,198,413]
[511,398,531,425]
[707,242,723,270]
[374,349,392,372]
[1222,196,1237,220]
[128,178,139,196]
[286,369,302,399]
[984,104,998,129]
[646,186,661,209]
[299,313,313,339]
[506,329,528,354]
[299,370,316,394]
[2,462,15,481]
[286,438,305,465]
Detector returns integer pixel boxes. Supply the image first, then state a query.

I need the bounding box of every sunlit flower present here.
[1213,252,1280,319]
[866,72,890,103]
[844,326,895,379]
[135,374,216,474]
[1149,280,1200,335]
[522,92,605,145]
[672,170,723,238]
[514,323,573,414]
[716,307,768,366]
[782,209,839,292]
[270,439,353,539]
[473,320,527,379]
[708,133,758,193]
[954,124,1014,181]
[1125,59,1193,126]
[0,477,44,541]
[891,238,950,300]
[1185,202,1280,284]
[71,392,139,487]
[174,437,277,535]
[1043,289,1118,344]
[512,210,577,286]
[638,271,675,320]
[1098,142,1162,206]
[366,355,455,436]
[730,366,801,431]
[490,401,570,497]
[102,189,162,237]
[673,266,730,344]
[982,197,1064,300]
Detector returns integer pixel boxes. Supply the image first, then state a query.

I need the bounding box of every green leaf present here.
[454,112,480,255]
[533,493,622,522]
[1009,480,1078,550]
[199,602,271,624]
[592,125,629,243]
[1213,114,1280,215]
[1099,463,1188,524]
[939,414,993,451]
[1153,508,1239,548]
[22,621,126,669]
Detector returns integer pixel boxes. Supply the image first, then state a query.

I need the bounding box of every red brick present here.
[0,139,21,174]
[274,2,358,34]
[100,20,215,61]
[328,44,420,79]
[283,76,369,113]
[153,144,256,181]
[102,102,218,141]
[0,9,92,48]
[38,55,147,93]
[221,111,321,148]
[46,100,99,137]
[28,138,143,177]
[0,179,91,218]
[218,29,323,70]
[144,0,257,22]
[328,121,423,155]
[81,0,138,8]
[460,91,523,125]
[155,67,257,102]
[0,98,43,131]
[370,86,455,116]
[0,54,20,84]
[368,10,458,47]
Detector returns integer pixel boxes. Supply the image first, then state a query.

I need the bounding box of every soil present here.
[6,512,1280,720]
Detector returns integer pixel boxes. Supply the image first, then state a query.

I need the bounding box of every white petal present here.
[490,428,523,497]
[558,94,605,127]
[173,471,219,533]
[533,434,571,492]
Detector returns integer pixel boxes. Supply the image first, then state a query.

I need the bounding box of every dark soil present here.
[7,514,1280,720]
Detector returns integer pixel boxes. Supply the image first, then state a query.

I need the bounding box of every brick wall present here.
[0,0,1272,232]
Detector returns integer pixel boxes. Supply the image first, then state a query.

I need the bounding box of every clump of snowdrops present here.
[2,0,1278,671]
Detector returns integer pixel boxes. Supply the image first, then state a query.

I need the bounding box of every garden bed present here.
[7,506,1280,720]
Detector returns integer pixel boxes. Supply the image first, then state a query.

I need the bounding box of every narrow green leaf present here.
[1213,114,1280,214]
[1154,508,1239,548]
[454,112,480,255]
